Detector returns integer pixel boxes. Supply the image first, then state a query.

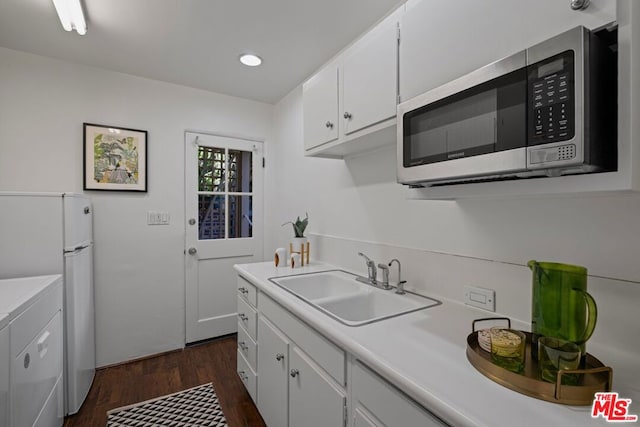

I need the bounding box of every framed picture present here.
[83,123,147,192]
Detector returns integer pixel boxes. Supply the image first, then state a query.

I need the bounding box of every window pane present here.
[198,146,226,192]
[228,195,252,238]
[228,149,252,193]
[199,195,225,240]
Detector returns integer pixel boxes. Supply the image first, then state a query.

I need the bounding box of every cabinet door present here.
[352,362,446,427]
[342,11,399,135]
[400,0,616,102]
[303,65,339,150]
[257,317,290,427]
[354,408,382,427]
[289,347,346,427]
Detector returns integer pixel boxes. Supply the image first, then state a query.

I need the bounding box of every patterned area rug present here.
[106,383,227,427]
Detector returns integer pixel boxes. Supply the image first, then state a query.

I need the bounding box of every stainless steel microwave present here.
[397,25,617,187]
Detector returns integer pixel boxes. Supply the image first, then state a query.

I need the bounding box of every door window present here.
[197,146,253,240]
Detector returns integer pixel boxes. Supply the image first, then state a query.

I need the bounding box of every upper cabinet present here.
[304,8,402,158]
[303,65,339,151]
[400,0,616,103]
[341,15,399,136]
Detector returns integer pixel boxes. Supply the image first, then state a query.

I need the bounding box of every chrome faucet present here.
[388,259,406,294]
[357,252,377,284]
[377,263,392,290]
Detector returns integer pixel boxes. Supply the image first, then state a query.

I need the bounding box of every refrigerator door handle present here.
[65,244,90,254]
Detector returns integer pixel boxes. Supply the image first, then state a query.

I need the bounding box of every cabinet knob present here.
[343,112,352,120]
[276,353,284,361]
[325,121,334,129]
[238,313,248,321]
[238,370,247,381]
[239,341,248,351]
[238,287,249,294]
[290,369,299,378]
[571,0,590,10]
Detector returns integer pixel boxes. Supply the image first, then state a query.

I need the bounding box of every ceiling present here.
[0,0,403,104]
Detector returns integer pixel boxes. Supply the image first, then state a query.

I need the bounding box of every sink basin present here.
[269,270,440,326]
[271,270,363,301]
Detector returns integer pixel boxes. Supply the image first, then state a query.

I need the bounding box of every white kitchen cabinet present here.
[304,7,402,158]
[236,276,258,403]
[257,317,290,427]
[256,292,346,427]
[289,347,346,427]
[400,0,616,102]
[341,12,399,136]
[351,361,447,427]
[303,65,339,151]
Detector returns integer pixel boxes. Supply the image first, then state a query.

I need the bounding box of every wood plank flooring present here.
[63,335,266,427]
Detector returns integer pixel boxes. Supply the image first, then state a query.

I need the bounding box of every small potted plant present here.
[282,213,309,247]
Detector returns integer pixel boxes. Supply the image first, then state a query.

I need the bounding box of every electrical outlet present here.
[464,285,495,312]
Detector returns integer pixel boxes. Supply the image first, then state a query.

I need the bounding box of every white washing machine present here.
[0,314,9,427]
[0,275,64,427]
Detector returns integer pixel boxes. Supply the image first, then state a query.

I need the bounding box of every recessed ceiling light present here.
[239,54,262,67]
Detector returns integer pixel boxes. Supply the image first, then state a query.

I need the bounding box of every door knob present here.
[290,369,299,378]
[276,353,284,361]
[188,218,196,225]
[188,247,197,255]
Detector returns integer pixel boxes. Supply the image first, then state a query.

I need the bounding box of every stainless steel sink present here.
[269,270,440,326]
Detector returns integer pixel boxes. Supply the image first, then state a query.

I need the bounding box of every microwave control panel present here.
[527,50,575,147]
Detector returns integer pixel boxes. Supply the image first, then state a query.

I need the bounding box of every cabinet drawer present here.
[13,311,63,427]
[237,323,257,371]
[237,296,257,341]
[352,361,447,427]
[10,281,62,357]
[258,293,345,386]
[237,350,257,403]
[237,275,257,308]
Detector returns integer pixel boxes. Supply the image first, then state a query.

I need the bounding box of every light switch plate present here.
[147,211,170,225]
[464,285,495,312]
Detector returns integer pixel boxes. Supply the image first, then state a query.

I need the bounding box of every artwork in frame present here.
[83,123,147,192]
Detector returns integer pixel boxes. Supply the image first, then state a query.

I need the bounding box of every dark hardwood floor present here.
[63,335,266,427]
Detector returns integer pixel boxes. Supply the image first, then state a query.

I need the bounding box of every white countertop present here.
[235,262,638,427]
[0,275,63,328]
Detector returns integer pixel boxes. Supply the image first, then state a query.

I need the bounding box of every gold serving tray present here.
[466,320,612,406]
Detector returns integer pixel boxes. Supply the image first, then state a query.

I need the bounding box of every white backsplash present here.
[310,232,640,390]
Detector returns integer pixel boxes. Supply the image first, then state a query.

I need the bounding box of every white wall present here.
[0,47,273,366]
[268,86,640,388]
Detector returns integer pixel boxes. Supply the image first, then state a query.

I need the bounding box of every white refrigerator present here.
[0,192,95,416]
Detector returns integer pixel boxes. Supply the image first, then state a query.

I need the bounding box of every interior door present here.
[185,132,263,343]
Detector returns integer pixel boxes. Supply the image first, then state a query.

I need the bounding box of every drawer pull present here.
[24,353,30,369]
[290,369,299,378]
[239,341,248,351]
[37,330,51,358]
[238,313,248,321]
[276,353,284,361]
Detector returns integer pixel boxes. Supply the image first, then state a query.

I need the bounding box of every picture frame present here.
[83,123,147,192]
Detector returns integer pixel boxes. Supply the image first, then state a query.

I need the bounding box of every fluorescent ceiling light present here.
[52,0,87,35]
[239,54,262,67]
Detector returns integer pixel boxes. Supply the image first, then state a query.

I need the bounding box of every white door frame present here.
[184,130,264,343]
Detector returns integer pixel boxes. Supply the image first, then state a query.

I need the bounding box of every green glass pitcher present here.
[528,260,597,357]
